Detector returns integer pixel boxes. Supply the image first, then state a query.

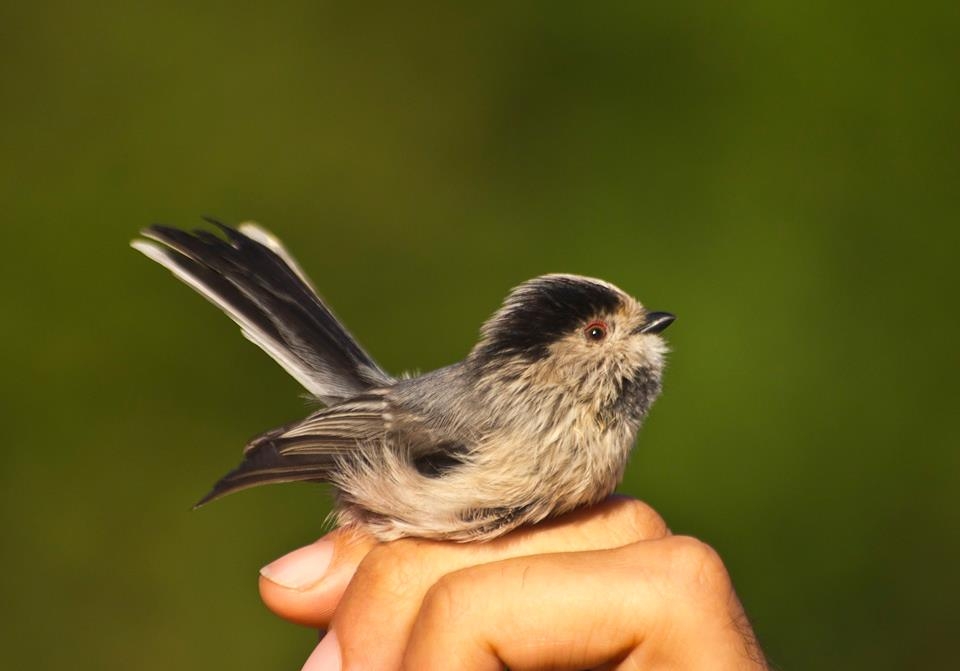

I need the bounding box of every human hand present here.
[258,497,768,670]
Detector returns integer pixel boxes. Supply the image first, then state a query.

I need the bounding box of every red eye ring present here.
[584,321,607,342]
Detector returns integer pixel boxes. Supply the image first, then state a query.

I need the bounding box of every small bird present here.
[132,220,675,541]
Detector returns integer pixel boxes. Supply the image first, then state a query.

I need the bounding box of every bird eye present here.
[584,321,607,342]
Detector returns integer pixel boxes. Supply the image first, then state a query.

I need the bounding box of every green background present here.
[3,2,957,669]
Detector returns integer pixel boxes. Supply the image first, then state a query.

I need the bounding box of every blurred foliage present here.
[1,1,958,669]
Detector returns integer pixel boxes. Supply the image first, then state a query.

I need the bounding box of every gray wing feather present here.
[195,394,391,506]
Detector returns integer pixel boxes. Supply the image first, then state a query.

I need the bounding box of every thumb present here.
[258,527,378,627]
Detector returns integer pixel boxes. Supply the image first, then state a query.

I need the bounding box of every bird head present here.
[469,274,674,421]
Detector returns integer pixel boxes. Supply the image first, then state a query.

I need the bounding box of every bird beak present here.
[635,311,676,334]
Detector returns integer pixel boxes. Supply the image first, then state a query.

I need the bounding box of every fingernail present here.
[260,539,335,590]
[301,630,341,671]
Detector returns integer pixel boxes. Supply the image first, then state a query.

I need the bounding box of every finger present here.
[402,536,764,671]
[263,497,666,629]
[506,495,670,549]
[258,527,377,627]
[324,497,669,670]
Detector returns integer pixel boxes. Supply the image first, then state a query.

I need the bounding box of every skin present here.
[258,498,769,670]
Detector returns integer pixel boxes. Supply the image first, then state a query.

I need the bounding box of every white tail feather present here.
[237,222,319,293]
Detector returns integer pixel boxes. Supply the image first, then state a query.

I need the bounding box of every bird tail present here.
[132,219,394,405]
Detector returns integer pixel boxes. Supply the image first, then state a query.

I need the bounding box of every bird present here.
[132,220,675,541]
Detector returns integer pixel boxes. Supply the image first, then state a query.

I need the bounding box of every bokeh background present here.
[2,2,958,669]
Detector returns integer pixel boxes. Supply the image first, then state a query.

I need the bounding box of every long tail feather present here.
[132,219,394,404]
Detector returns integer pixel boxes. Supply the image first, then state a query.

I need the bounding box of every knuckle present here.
[419,573,470,629]
[663,536,732,596]
[355,539,432,596]
[620,498,669,540]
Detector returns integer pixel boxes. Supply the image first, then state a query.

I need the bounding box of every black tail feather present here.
[134,220,394,404]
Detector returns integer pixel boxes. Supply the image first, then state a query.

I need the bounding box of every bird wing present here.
[195,393,392,506]
[131,220,394,404]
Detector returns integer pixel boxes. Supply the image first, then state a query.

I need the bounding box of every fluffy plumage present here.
[133,221,674,541]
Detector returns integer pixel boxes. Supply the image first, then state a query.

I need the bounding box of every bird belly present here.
[331,419,636,542]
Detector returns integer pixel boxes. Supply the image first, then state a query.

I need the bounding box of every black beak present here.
[636,311,675,335]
